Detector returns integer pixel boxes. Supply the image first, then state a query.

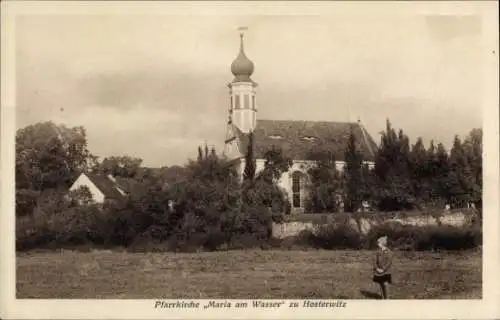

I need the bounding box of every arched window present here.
[292,171,301,208]
[252,95,256,110]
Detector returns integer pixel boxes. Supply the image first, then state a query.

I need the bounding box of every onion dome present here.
[230,33,254,83]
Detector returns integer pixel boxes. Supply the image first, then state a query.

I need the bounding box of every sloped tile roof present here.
[113,176,138,193]
[232,119,378,161]
[84,173,128,200]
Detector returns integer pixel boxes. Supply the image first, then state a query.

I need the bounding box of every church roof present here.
[232,119,378,162]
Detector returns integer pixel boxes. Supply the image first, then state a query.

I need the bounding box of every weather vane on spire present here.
[238,26,248,37]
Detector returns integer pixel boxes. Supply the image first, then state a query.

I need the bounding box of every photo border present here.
[1,1,499,319]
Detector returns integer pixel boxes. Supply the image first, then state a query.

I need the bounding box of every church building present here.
[224,30,378,213]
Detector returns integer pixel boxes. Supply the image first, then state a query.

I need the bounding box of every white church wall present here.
[238,157,375,213]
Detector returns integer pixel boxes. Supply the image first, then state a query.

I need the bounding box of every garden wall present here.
[271,209,478,239]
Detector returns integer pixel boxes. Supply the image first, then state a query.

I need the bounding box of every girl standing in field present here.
[373,236,393,299]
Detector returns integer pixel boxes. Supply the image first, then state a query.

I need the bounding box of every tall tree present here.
[171,147,242,248]
[243,132,256,182]
[197,146,203,162]
[16,121,96,191]
[447,135,476,207]
[343,131,364,212]
[204,144,209,159]
[409,137,429,204]
[306,150,342,213]
[373,119,414,211]
[463,128,482,207]
[250,147,293,214]
[428,142,451,204]
[425,140,443,207]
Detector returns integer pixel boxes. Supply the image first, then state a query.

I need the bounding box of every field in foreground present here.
[16,249,482,299]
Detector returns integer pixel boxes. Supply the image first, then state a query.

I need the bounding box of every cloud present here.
[15,14,483,166]
[38,104,223,166]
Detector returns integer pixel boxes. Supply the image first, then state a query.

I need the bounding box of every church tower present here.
[227,28,257,133]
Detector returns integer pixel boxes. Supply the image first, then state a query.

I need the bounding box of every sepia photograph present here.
[1,1,499,319]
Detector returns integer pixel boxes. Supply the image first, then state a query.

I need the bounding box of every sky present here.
[15,10,484,167]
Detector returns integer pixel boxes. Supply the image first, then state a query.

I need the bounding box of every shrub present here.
[311,222,364,250]
[16,187,118,250]
[278,230,315,250]
[16,189,40,217]
[367,221,482,251]
[228,233,267,250]
[51,204,105,245]
[16,212,56,251]
[16,189,70,250]
[365,221,415,250]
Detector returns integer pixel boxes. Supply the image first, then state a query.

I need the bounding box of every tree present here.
[344,131,365,212]
[427,141,451,205]
[170,148,242,249]
[97,156,143,178]
[301,147,339,213]
[243,131,256,182]
[463,128,482,207]
[373,119,414,211]
[258,146,293,183]
[68,185,95,206]
[197,146,203,162]
[425,140,444,207]
[447,135,476,207]
[157,165,188,186]
[16,189,40,217]
[409,137,430,204]
[16,121,96,191]
[241,147,292,215]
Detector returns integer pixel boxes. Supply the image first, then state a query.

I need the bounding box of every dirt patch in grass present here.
[16,249,482,299]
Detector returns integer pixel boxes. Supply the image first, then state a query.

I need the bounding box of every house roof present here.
[113,176,138,193]
[232,119,378,162]
[83,173,129,200]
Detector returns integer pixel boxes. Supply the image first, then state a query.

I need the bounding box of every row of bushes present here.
[284,221,482,251]
[17,202,482,252]
[15,199,276,252]
[15,181,481,252]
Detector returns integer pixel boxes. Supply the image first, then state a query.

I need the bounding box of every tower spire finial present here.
[238,26,248,35]
[238,26,248,52]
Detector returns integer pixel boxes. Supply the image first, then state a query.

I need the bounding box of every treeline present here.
[15,120,482,252]
[306,120,482,213]
[15,123,290,251]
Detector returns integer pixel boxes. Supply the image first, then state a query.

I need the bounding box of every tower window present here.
[230,96,233,110]
[244,94,250,109]
[234,95,241,109]
[252,95,256,110]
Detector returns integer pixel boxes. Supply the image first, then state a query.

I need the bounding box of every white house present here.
[69,172,129,204]
[223,31,377,213]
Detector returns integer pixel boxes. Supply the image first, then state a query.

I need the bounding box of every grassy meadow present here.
[16,249,481,299]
